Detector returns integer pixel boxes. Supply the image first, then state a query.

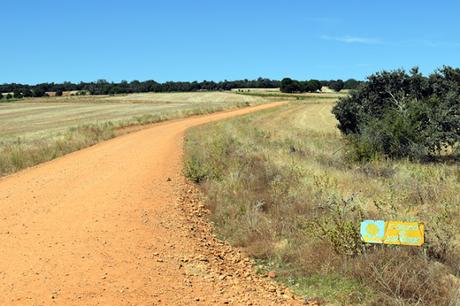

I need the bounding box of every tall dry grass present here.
[184,102,460,305]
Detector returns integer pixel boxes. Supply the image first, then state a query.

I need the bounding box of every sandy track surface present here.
[0,102,300,305]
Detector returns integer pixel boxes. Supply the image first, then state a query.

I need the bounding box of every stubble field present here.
[0,91,270,176]
[0,91,268,140]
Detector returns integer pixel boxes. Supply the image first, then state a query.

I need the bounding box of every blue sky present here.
[3,0,460,84]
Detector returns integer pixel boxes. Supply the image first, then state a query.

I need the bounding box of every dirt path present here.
[0,102,300,305]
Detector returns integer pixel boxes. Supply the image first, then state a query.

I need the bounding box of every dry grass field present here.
[0,91,269,176]
[234,88,349,100]
[231,88,281,92]
[0,92,268,140]
[184,98,460,305]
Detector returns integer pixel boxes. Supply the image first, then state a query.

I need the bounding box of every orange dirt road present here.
[0,102,298,305]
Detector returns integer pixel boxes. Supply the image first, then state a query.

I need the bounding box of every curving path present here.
[0,102,301,305]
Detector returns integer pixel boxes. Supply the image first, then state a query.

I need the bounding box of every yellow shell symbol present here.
[366,223,379,236]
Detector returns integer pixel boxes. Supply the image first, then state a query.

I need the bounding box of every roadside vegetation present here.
[184,100,460,305]
[0,92,266,177]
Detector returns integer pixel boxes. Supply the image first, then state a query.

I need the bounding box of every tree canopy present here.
[343,79,361,90]
[280,78,322,93]
[332,66,460,160]
[329,79,344,92]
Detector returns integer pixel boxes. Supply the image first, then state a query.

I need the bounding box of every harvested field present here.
[0,91,268,140]
[0,91,270,177]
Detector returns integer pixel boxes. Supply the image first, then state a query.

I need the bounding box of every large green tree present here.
[280,78,302,93]
[332,67,460,160]
[343,79,362,90]
[329,79,344,92]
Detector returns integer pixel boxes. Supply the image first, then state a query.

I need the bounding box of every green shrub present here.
[183,156,210,183]
[307,194,364,256]
[333,67,460,160]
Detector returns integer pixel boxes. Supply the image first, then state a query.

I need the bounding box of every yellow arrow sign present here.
[360,220,424,246]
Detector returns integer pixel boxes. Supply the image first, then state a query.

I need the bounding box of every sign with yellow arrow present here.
[360,220,424,246]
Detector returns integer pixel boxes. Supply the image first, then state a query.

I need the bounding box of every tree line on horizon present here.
[0,77,363,99]
[280,78,362,93]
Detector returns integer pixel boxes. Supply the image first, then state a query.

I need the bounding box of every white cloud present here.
[321,35,382,45]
